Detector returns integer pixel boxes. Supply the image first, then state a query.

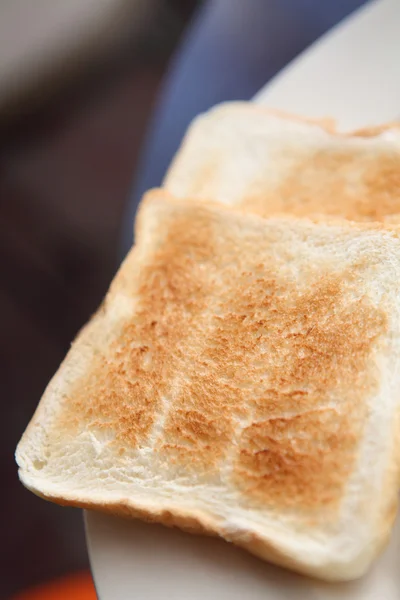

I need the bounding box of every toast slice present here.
[164,102,400,223]
[16,189,400,581]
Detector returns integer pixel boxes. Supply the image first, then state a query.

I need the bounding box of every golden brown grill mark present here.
[231,276,386,510]
[60,210,215,448]
[246,148,400,222]
[157,265,272,472]
[237,409,356,508]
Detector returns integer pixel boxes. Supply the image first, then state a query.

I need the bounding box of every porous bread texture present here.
[16,190,400,581]
[164,102,400,224]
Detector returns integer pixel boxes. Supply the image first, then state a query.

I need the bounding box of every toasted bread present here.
[164,102,400,223]
[16,189,400,581]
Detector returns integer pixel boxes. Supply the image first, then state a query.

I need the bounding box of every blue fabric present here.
[122,0,368,254]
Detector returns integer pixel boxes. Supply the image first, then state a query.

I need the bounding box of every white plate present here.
[86,1,400,597]
[255,0,400,129]
[86,511,400,600]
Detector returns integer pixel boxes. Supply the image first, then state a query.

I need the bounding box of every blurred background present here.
[1,0,368,597]
[2,1,200,597]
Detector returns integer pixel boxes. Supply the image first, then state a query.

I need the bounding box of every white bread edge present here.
[16,457,399,583]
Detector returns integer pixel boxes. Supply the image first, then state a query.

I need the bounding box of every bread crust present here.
[18,470,399,582]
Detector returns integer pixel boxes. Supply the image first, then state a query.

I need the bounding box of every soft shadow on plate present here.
[86,510,399,600]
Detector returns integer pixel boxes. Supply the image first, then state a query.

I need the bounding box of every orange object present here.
[10,571,97,600]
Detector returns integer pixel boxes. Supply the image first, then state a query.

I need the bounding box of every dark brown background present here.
[1,2,200,597]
